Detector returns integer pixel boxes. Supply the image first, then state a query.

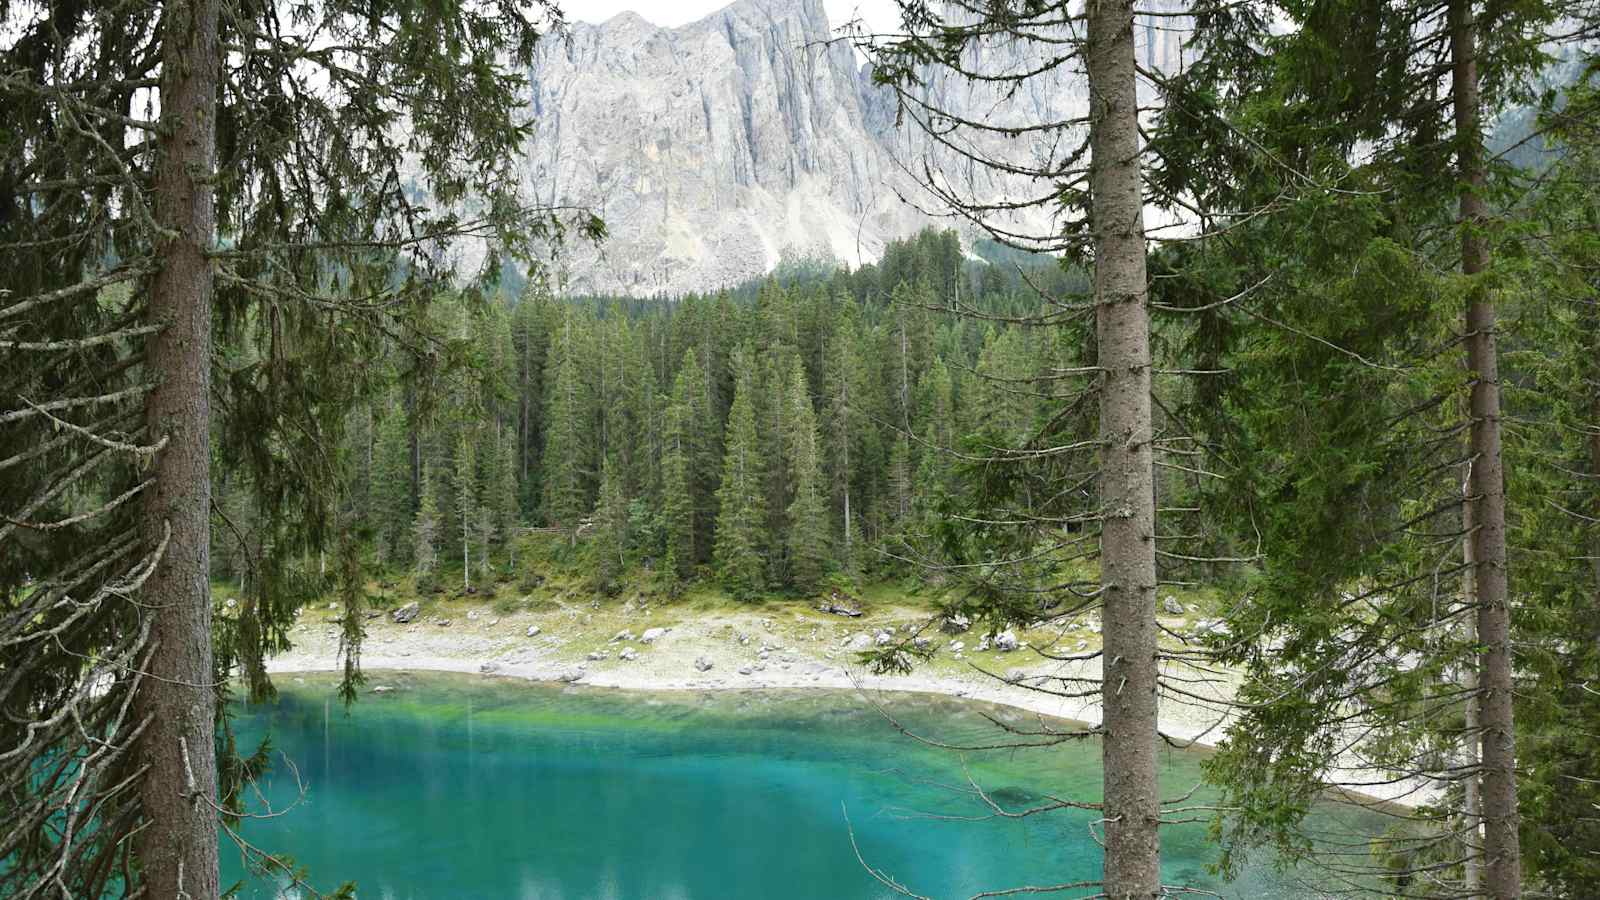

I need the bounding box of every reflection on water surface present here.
[221,672,1380,899]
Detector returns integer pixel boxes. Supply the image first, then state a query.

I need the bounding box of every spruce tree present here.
[413,464,442,595]
[543,315,592,537]
[132,5,225,888]
[886,432,912,532]
[455,431,478,591]
[619,325,662,499]
[1508,85,1600,893]
[670,347,719,564]
[661,390,698,584]
[821,306,866,564]
[372,403,414,567]
[1150,1,1578,892]
[714,351,768,599]
[593,455,630,595]
[761,348,795,585]
[1085,5,1163,888]
[783,361,832,593]
[689,343,725,559]
[0,0,595,888]
[862,1,1167,892]
[491,425,521,572]
[512,289,555,516]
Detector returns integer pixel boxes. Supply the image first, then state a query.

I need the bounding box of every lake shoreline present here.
[266,596,1429,811]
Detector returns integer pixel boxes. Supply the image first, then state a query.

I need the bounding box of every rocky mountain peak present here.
[521,0,1187,296]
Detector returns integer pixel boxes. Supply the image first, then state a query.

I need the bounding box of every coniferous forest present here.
[4,0,1600,898]
[223,231,1088,602]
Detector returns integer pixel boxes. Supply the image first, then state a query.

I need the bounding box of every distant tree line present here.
[208,229,1109,601]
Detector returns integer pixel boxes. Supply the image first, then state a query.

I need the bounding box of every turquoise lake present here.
[221,672,1385,898]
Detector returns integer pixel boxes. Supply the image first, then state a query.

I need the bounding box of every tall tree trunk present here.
[1590,392,1600,642]
[1462,498,1483,894]
[1587,308,1600,643]
[839,358,853,565]
[1449,1,1520,895]
[407,385,421,504]
[135,0,221,895]
[1086,0,1160,896]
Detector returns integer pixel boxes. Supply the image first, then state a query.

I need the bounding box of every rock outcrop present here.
[511,0,1189,295]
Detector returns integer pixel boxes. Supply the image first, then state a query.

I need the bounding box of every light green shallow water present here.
[221,672,1384,898]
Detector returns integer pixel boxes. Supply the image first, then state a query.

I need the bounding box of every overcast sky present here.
[567,0,902,34]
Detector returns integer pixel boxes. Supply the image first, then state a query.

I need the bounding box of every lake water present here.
[221,672,1383,899]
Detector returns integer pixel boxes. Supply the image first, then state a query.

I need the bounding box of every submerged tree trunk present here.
[1086,0,1161,896]
[1449,0,1520,895]
[134,0,222,894]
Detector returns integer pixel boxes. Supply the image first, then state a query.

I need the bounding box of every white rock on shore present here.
[259,593,1435,812]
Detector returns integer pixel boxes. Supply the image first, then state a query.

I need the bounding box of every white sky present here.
[567,0,903,34]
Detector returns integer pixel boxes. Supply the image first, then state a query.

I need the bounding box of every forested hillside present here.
[5,0,1598,895]
[210,229,1107,601]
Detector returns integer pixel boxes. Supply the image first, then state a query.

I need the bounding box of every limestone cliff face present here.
[523,0,1188,295]
[522,0,907,295]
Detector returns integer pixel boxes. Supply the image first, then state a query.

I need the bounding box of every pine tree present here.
[973,326,1034,445]
[1084,3,1162,884]
[543,315,592,537]
[1506,87,1600,893]
[1148,0,1578,892]
[886,432,912,531]
[865,1,1166,891]
[413,463,442,594]
[454,431,478,591]
[343,403,376,526]
[593,455,630,595]
[821,306,866,565]
[921,355,956,456]
[760,348,795,585]
[130,7,225,889]
[783,361,832,593]
[619,325,662,499]
[914,356,957,511]
[713,351,768,599]
[372,402,414,568]
[491,425,521,572]
[512,289,554,516]
[688,343,724,559]
[670,347,720,565]
[0,0,596,886]
[661,392,698,584]
[911,424,945,524]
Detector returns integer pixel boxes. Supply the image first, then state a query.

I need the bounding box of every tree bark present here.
[1587,311,1600,643]
[1449,0,1520,895]
[1461,499,1482,894]
[1591,391,1600,644]
[135,0,221,894]
[1087,0,1161,896]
